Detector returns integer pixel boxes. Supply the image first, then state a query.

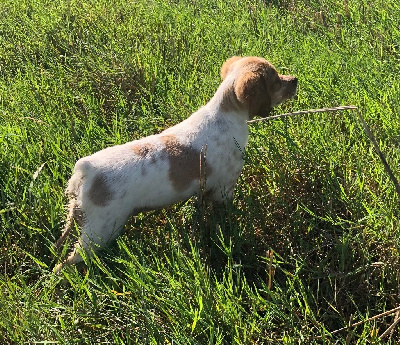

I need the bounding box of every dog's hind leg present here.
[54,227,95,274]
[53,243,85,274]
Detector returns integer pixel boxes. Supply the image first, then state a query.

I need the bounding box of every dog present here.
[54,56,297,273]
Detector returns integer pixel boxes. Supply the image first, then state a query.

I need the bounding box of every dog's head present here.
[220,56,297,118]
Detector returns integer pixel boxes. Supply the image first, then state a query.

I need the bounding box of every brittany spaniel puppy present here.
[54,56,297,273]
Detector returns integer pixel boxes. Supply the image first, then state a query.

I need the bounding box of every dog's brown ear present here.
[235,71,271,119]
[220,56,242,80]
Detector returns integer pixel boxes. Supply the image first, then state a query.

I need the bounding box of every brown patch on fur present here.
[88,172,114,206]
[160,135,212,192]
[220,56,243,80]
[220,84,241,112]
[219,56,297,118]
[132,143,154,157]
[271,74,298,106]
[220,57,276,117]
[235,63,272,119]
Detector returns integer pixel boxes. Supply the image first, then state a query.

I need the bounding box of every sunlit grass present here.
[1,0,399,343]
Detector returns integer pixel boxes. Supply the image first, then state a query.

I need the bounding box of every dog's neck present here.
[206,78,250,122]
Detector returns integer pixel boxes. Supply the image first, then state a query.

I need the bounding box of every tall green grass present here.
[1,0,399,343]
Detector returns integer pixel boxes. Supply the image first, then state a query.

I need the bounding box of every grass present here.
[1,0,400,343]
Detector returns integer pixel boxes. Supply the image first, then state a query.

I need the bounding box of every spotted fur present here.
[54,56,297,273]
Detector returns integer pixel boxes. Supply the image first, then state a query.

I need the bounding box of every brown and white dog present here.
[54,56,297,273]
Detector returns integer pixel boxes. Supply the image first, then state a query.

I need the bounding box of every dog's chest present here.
[196,118,248,181]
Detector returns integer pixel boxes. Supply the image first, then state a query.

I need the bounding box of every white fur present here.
[54,56,297,273]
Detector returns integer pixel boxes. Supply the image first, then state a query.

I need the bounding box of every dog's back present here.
[54,56,297,273]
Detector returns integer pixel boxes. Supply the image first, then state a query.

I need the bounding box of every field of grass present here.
[1,0,400,343]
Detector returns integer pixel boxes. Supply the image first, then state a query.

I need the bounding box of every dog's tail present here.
[54,159,91,249]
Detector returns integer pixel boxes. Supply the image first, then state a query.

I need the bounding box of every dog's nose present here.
[292,77,298,85]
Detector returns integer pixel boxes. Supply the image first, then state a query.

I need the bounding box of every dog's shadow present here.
[182,198,261,279]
